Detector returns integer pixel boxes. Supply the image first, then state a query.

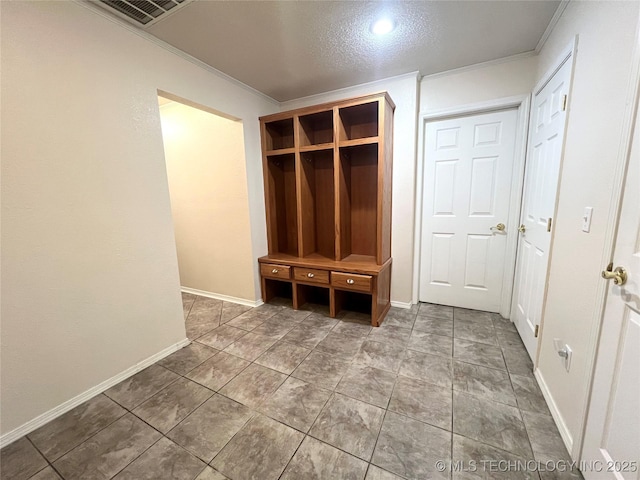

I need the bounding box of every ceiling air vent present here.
[93,0,193,28]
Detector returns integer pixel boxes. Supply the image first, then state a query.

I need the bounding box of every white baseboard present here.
[0,338,190,448]
[534,368,574,457]
[181,287,262,308]
[390,301,413,309]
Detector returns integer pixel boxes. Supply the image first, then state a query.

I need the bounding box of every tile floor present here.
[1,294,584,480]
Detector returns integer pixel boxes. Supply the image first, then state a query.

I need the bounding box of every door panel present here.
[512,58,572,359]
[420,108,518,312]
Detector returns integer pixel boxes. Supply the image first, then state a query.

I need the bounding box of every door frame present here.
[412,95,531,317]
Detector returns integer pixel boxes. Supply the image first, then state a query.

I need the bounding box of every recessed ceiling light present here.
[371,18,395,35]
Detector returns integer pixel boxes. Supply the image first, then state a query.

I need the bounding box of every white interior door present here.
[581,93,640,480]
[512,57,572,359]
[419,108,518,312]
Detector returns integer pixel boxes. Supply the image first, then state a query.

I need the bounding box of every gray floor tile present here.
[388,376,452,430]
[511,375,551,415]
[454,320,499,346]
[408,330,453,357]
[104,364,179,410]
[260,377,331,432]
[158,342,219,375]
[255,340,311,374]
[53,414,161,480]
[29,467,63,480]
[332,319,373,337]
[113,437,206,479]
[281,324,332,349]
[368,324,412,347]
[316,331,365,361]
[383,307,417,330]
[220,302,252,324]
[196,325,248,350]
[492,315,518,332]
[418,303,454,320]
[453,391,532,458]
[503,347,534,376]
[186,351,250,391]
[454,338,507,370]
[225,309,272,331]
[335,364,397,408]
[400,349,453,388]
[133,377,213,433]
[310,393,385,461]
[187,298,223,330]
[365,465,405,480]
[28,394,126,462]
[195,467,229,480]
[211,414,303,480]
[413,315,454,336]
[454,308,493,324]
[281,436,368,480]
[220,363,287,408]
[222,331,277,361]
[183,293,196,319]
[453,361,517,406]
[521,410,571,462]
[187,321,219,341]
[0,437,48,480]
[353,340,406,374]
[167,394,253,462]
[497,330,526,349]
[291,350,351,390]
[268,308,312,323]
[250,320,296,339]
[452,434,537,480]
[372,411,451,480]
[303,313,339,329]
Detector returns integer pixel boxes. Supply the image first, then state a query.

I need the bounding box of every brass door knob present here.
[601,263,627,285]
[491,223,506,232]
[518,224,526,233]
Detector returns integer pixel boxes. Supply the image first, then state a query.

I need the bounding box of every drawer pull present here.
[307,273,315,278]
[346,279,355,285]
[272,268,279,274]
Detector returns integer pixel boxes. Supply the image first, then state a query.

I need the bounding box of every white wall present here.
[0,1,276,439]
[160,101,255,301]
[281,73,420,305]
[534,1,640,457]
[419,55,537,112]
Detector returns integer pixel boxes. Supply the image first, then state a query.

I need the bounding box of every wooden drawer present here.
[294,267,329,285]
[260,263,291,280]
[331,271,372,293]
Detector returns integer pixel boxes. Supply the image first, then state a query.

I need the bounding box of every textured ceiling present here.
[145,0,560,102]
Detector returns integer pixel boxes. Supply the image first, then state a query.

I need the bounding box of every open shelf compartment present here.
[294,284,330,313]
[266,153,298,256]
[299,149,336,260]
[265,118,295,151]
[334,290,372,317]
[338,143,378,260]
[299,110,334,147]
[338,101,379,141]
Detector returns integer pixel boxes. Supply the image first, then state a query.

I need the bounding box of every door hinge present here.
[547,218,552,232]
[562,95,568,111]
[534,325,539,338]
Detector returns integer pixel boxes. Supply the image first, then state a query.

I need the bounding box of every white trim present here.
[535,0,571,54]
[535,369,574,456]
[0,338,190,448]
[279,71,421,109]
[577,12,640,461]
[412,95,530,316]
[75,0,279,106]
[533,37,576,95]
[420,52,536,82]
[181,287,263,308]
[390,301,413,310]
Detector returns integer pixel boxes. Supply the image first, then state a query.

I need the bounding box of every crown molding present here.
[536,0,571,53]
[421,51,536,81]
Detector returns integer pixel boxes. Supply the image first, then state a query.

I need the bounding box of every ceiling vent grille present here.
[92,0,193,27]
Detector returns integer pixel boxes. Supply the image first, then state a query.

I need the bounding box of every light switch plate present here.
[582,207,593,233]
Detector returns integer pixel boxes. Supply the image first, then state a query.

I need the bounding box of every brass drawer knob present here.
[271,268,279,274]
[346,279,355,285]
[307,273,315,278]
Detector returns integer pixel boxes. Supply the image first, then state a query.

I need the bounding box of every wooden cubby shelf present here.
[258,93,394,326]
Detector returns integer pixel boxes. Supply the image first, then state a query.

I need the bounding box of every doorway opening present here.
[157,94,255,304]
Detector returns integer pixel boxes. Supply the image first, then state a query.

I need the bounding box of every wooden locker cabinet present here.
[258,92,394,326]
